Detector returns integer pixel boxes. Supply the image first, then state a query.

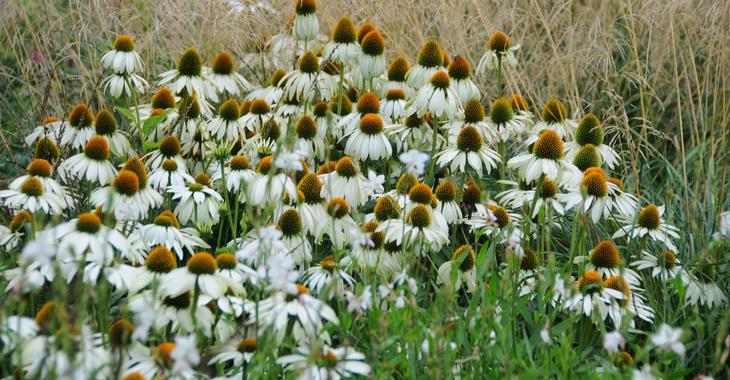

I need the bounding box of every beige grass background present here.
[1,0,728,234]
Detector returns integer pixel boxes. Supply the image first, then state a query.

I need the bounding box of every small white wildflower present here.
[350,227,375,248]
[504,229,524,258]
[345,286,372,315]
[399,149,429,176]
[650,323,685,356]
[540,324,552,345]
[632,365,657,380]
[171,334,200,373]
[129,293,157,341]
[20,235,55,267]
[274,150,307,171]
[603,331,624,354]
[362,170,385,200]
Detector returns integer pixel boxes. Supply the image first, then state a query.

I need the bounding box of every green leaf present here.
[114,106,136,124]
[142,108,172,137]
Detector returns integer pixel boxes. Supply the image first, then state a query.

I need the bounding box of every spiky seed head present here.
[583,167,606,178]
[573,144,601,171]
[462,180,481,204]
[332,16,356,44]
[540,179,558,198]
[35,301,66,332]
[442,51,451,68]
[297,173,323,204]
[277,208,302,236]
[27,159,52,177]
[69,103,94,128]
[123,156,148,188]
[408,204,432,228]
[114,170,140,196]
[488,31,512,52]
[452,245,475,271]
[257,156,273,174]
[177,48,203,76]
[357,92,380,115]
[154,210,181,228]
[113,35,135,52]
[435,181,457,202]
[591,240,621,268]
[250,99,272,115]
[581,172,608,197]
[295,0,316,15]
[327,197,350,218]
[178,95,201,119]
[637,204,660,230]
[34,137,61,162]
[76,212,102,233]
[330,94,353,116]
[361,30,384,56]
[122,373,146,380]
[359,113,384,135]
[541,99,568,124]
[521,248,538,270]
[532,130,564,160]
[187,252,217,275]
[448,55,471,80]
[9,211,32,232]
[145,246,177,273]
[84,136,110,161]
[219,99,240,121]
[613,352,634,367]
[261,119,281,141]
[456,125,483,152]
[488,205,510,228]
[395,172,418,195]
[429,70,450,89]
[239,338,257,353]
[271,69,287,87]
[408,183,433,204]
[159,136,181,157]
[293,115,316,139]
[463,99,485,123]
[239,100,252,115]
[387,56,410,81]
[578,271,603,293]
[575,113,604,146]
[313,102,328,117]
[20,177,44,197]
[109,319,134,347]
[95,109,117,136]
[298,51,319,73]
[661,251,676,270]
[215,253,237,270]
[604,275,630,302]
[229,155,249,171]
[385,89,405,101]
[194,172,211,187]
[212,52,234,74]
[510,94,529,112]
[373,195,400,221]
[418,39,443,68]
[489,98,513,124]
[335,156,357,177]
[152,87,176,109]
[357,22,376,45]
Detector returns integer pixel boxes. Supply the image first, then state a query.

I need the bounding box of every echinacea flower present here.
[159,48,218,104]
[207,99,243,142]
[448,55,480,103]
[434,180,462,224]
[437,244,477,292]
[632,250,682,282]
[277,343,370,379]
[53,212,128,259]
[247,156,298,207]
[168,173,223,225]
[336,92,380,140]
[323,16,360,65]
[477,31,520,73]
[604,274,655,325]
[435,125,500,176]
[292,0,318,42]
[358,28,386,83]
[532,99,578,139]
[294,115,326,163]
[0,175,64,215]
[102,72,148,99]
[139,210,209,258]
[343,113,392,161]
[381,88,407,123]
[508,129,579,183]
[613,204,679,251]
[281,51,320,103]
[565,114,620,169]
[383,55,414,98]
[317,197,359,249]
[60,103,96,150]
[487,97,529,141]
[239,98,276,133]
[563,271,625,323]
[379,204,448,255]
[9,159,69,206]
[100,35,144,74]
[206,52,252,97]
[0,211,32,251]
[93,109,133,157]
[90,170,145,221]
[682,259,727,308]
[276,207,313,264]
[115,245,178,294]
[409,70,462,120]
[60,136,118,186]
[406,39,445,88]
[303,255,355,298]
[25,117,64,147]
[561,168,628,223]
[573,240,641,286]
[160,251,236,298]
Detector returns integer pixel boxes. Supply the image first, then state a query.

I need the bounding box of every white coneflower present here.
[208,337,259,369]
[296,172,328,236]
[477,31,520,73]
[632,250,682,282]
[206,52,253,97]
[317,197,359,249]
[378,204,449,255]
[319,156,368,206]
[565,114,620,169]
[25,117,64,147]
[434,180,462,224]
[464,203,516,236]
[94,108,133,157]
[248,156,298,207]
[277,95,305,118]
[613,204,679,251]
[435,125,500,176]
[0,175,64,215]
[410,70,462,120]
[560,168,628,223]
[276,207,313,264]
[350,220,398,275]
[90,170,144,221]
[246,69,286,105]
[498,178,565,218]
[381,88,407,123]
[343,113,392,162]
[448,55,480,103]
[158,47,218,104]
[303,255,355,298]
[281,51,320,103]
[0,211,32,251]
[160,251,236,298]
[293,115,325,163]
[406,39,445,88]
[533,99,578,139]
[336,92,380,139]
[59,136,117,185]
[508,130,578,183]
[682,261,727,308]
[292,0,319,42]
[207,99,243,142]
[117,245,178,294]
[486,97,529,141]
[53,212,128,259]
[171,94,205,139]
[9,159,68,205]
[102,72,148,99]
[148,157,194,190]
[168,173,223,225]
[240,98,276,133]
[437,244,477,292]
[387,113,440,153]
[211,155,255,200]
[604,275,655,326]
[563,271,625,323]
[311,101,334,139]
[323,16,360,65]
[358,28,386,83]
[139,210,209,259]
[100,35,144,74]
[124,156,162,211]
[382,55,414,98]
[277,343,370,379]
[60,103,96,150]
[138,88,178,141]
[573,240,641,286]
